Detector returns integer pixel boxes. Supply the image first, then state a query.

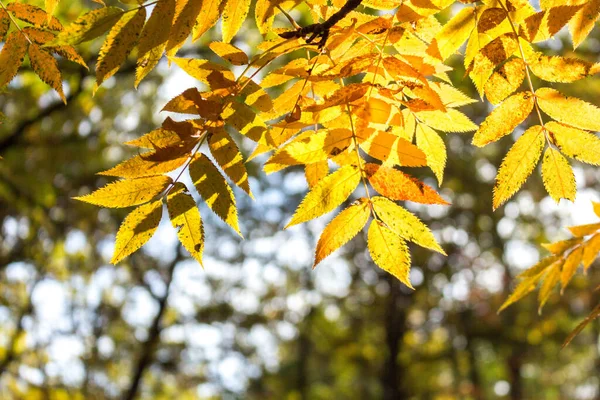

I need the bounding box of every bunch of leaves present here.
[499,201,600,345]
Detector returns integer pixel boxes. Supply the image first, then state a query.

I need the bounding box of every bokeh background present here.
[1,0,600,399]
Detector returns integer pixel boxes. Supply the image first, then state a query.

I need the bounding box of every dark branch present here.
[279,0,364,49]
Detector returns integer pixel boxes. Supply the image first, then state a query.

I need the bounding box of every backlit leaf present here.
[499,269,545,312]
[286,165,361,228]
[569,0,600,48]
[561,246,582,290]
[28,43,65,103]
[582,233,600,270]
[472,91,534,147]
[111,199,163,264]
[314,199,371,267]
[538,259,562,312]
[136,0,176,81]
[0,10,10,42]
[6,3,63,31]
[48,7,124,45]
[192,0,223,41]
[484,57,526,105]
[73,176,172,208]
[305,161,329,189]
[415,109,477,133]
[415,123,446,185]
[222,0,251,43]
[541,147,576,203]
[563,303,600,347]
[364,163,449,205]
[493,125,544,210]
[166,0,203,57]
[568,222,600,237]
[98,149,190,178]
[529,53,594,82]
[0,31,29,88]
[208,129,252,196]
[427,7,475,61]
[167,183,204,265]
[368,220,413,288]
[209,42,248,65]
[536,87,600,132]
[547,122,600,166]
[95,7,145,91]
[542,237,582,255]
[189,153,241,236]
[371,196,445,254]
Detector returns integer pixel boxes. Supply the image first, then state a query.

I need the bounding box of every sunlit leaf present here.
[541,147,576,203]
[167,183,204,265]
[73,176,172,208]
[368,220,413,288]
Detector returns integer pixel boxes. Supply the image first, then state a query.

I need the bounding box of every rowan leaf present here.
[189,153,241,236]
[27,43,65,103]
[499,269,545,313]
[538,259,562,312]
[286,165,361,228]
[192,0,223,41]
[95,7,145,91]
[371,196,445,254]
[520,6,582,43]
[477,8,507,33]
[472,91,534,147]
[48,7,124,46]
[528,53,595,83]
[542,237,582,255]
[582,233,600,270]
[536,87,600,132]
[209,42,249,65]
[111,199,163,264]
[222,0,251,43]
[166,0,203,57]
[314,199,371,268]
[561,246,583,290]
[547,122,600,166]
[368,220,413,288]
[208,129,252,196]
[484,57,526,105]
[305,161,329,189]
[568,223,600,237]
[6,3,63,31]
[364,163,449,205]
[74,176,171,208]
[137,0,176,59]
[98,149,190,179]
[427,7,475,61]
[167,183,204,266]
[493,125,544,210]
[415,109,477,133]
[541,147,576,203]
[0,9,10,42]
[0,31,29,88]
[170,58,236,89]
[415,123,446,185]
[569,0,600,48]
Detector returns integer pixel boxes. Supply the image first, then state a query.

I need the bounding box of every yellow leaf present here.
[171,57,236,89]
[98,150,190,179]
[167,183,204,265]
[561,246,582,290]
[48,7,124,45]
[45,0,59,18]
[73,176,172,208]
[542,237,582,255]
[536,87,600,132]
[111,199,163,264]
[433,82,477,108]
[415,123,446,185]
[493,125,544,210]
[426,7,475,61]
[95,7,145,90]
[528,52,594,82]
[477,7,507,32]
[125,127,183,149]
[484,57,526,105]
[6,3,63,31]
[305,161,329,189]
[0,31,29,88]
[364,163,449,205]
[192,0,223,41]
[569,0,600,48]
[208,129,252,196]
[166,0,203,57]
[593,201,600,218]
[538,259,561,312]
[568,222,600,237]
[265,129,352,173]
[314,199,371,267]
[27,43,65,103]
[0,10,10,42]
[135,46,165,86]
[415,109,477,133]
[189,153,241,236]
[563,303,600,347]
[541,147,576,203]
[371,196,445,254]
[499,270,545,313]
[582,233,600,270]
[222,0,251,43]
[209,41,249,65]
[368,220,413,288]
[472,91,534,147]
[286,165,361,228]
[137,0,176,59]
[520,6,582,43]
[518,254,560,278]
[357,130,427,167]
[547,121,600,166]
